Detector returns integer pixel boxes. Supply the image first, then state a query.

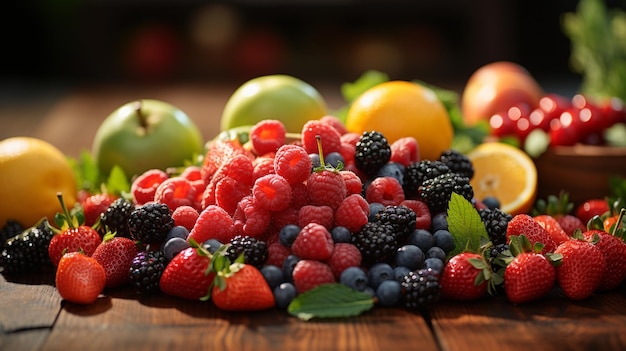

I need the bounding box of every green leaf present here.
[447,192,489,257]
[335,70,389,122]
[288,283,375,321]
[68,150,103,193]
[106,165,130,196]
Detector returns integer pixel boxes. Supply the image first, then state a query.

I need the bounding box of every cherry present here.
[539,93,570,120]
[599,97,626,127]
[549,113,579,146]
[489,111,516,137]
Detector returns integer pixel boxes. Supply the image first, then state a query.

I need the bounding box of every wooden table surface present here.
[2,84,626,351]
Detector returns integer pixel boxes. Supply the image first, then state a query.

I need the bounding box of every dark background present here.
[1,0,625,91]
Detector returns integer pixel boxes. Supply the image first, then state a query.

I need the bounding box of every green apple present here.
[220,75,328,134]
[92,99,204,179]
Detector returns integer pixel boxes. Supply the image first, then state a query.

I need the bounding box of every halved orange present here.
[467,142,537,215]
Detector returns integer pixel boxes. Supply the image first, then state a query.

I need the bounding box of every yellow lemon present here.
[468,142,537,215]
[0,137,77,228]
[345,80,453,161]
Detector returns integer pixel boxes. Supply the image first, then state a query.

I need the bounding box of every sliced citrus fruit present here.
[467,142,537,215]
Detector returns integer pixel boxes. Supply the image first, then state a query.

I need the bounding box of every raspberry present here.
[319,115,348,135]
[171,205,199,231]
[252,155,276,181]
[215,176,251,215]
[298,205,334,230]
[266,241,292,267]
[250,119,286,156]
[400,199,432,230]
[251,174,292,212]
[180,165,206,190]
[188,205,236,244]
[82,193,117,227]
[273,144,312,185]
[334,194,370,233]
[131,169,169,205]
[201,139,251,183]
[291,223,335,261]
[339,141,356,169]
[233,195,272,238]
[365,176,405,207]
[154,177,200,212]
[271,207,300,232]
[292,259,336,293]
[340,132,361,147]
[307,169,347,210]
[340,170,363,195]
[202,154,254,208]
[390,137,420,167]
[301,120,342,156]
[289,182,311,209]
[327,243,362,279]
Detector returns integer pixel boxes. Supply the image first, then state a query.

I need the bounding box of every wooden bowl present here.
[533,145,626,207]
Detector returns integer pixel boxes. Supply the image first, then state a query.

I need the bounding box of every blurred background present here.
[1,0,625,149]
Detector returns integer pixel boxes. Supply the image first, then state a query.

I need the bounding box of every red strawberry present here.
[159,246,215,300]
[506,214,556,254]
[533,214,571,245]
[91,233,139,288]
[503,235,558,304]
[440,252,494,301]
[575,199,610,226]
[210,263,275,311]
[533,192,585,236]
[81,193,117,227]
[292,259,336,293]
[555,238,606,300]
[55,251,106,304]
[582,229,626,291]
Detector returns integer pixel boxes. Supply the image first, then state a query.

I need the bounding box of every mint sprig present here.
[446,192,489,257]
[288,283,375,321]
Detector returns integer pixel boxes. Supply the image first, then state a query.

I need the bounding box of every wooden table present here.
[2,84,626,351]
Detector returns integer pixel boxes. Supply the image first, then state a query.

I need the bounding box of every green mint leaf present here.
[335,70,389,123]
[68,150,103,193]
[288,283,375,321]
[447,192,489,257]
[106,165,130,196]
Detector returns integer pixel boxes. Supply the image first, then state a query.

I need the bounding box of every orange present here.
[0,137,77,228]
[468,142,537,215]
[345,80,453,161]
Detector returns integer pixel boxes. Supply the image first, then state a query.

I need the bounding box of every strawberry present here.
[582,229,626,291]
[91,233,139,288]
[159,245,215,300]
[210,262,275,311]
[81,193,117,227]
[55,251,106,304]
[533,214,571,245]
[503,235,559,304]
[554,237,606,300]
[533,192,585,236]
[575,199,610,226]
[440,252,500,301]
[48,193,102,267]
[506,214,556,254]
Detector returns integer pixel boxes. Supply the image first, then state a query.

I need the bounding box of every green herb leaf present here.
[106,165,130,197]
[335,70,389,122]
[288,283,375,321]
[447,192,489,257]
[68,150,102,193]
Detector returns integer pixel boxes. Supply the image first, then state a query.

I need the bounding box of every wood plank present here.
[0,328,51,351]
[430,286,626,351]
[41,286,439,351]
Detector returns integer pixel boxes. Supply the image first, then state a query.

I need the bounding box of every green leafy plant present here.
[287,283,375,321]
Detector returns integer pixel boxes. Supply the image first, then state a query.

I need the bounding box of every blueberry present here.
[482,196,501,210]
[282,254,300,282]
[426,246,447,262]
[367,262,394,289]
[325,152,345,168]
[407,229,434,253]
[339,266,369,291]
[331,226,352,243]
[376,162,405,186]
[163,237,190,261]
[166,226,189,241]
[368,202,386,222]
[309,153,321,169]
[261,265,285,290]
[423,257,445,275]
[279,224,300,247]
[203,239,223,254]
[362,286,377,298]
[376,280,402,307]
[431,212,448,232]
[274,282,298,309]
[393,266,411,281]
[433,229,455,253]
[395,244,425,270]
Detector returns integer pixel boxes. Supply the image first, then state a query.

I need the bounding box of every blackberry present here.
[128,203,174,244]
[403,160,451,198]
[351,222,398,265]
[419,173,474,214]
[1,220,24,245]
[100,198,135,238]
[225,235,268,269]
[128,250,167,294]
[439,149,474,179]
[374,205,416,242]
[479,208,512,246]
[354,131,391,174]
[0,219,54,275]
[400,267,441,310]
[486,242,511,269]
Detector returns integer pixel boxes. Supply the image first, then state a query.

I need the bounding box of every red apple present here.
[461,61,544,126]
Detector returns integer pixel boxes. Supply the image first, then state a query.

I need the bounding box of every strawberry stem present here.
[56,192,75,230]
